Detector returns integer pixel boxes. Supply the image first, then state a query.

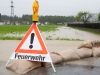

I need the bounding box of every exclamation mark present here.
[29,33,35,49]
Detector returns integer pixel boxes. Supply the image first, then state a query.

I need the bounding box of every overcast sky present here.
[0,0,100,17]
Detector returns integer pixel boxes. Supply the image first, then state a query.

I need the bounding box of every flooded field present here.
[2,26,100,40]
[42,27,100,40]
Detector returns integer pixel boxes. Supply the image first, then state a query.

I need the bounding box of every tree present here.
[98,12,100,21]
[75,11,92,23]
[22,14,32,24]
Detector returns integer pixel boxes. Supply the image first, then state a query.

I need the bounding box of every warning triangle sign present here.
[10,24,52,62]
[15,24,48,54]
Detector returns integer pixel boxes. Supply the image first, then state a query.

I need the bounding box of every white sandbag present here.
[75,48,92,58]
[6,60,41,74]
[78,40,93,49]
[41,52,63,67]
[92,47,100,57]
[58,49,80,62]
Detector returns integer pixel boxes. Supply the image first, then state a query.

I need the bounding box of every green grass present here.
[0,25,58,40]
[0,25,30,34]
[0,25,58,34]
[46,36,83,41]
[38,25,58,32]
[0,36,22,40]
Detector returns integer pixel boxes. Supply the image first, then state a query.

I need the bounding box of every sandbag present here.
[6,60,41,74]
[77,40,93,49]
[58,49,80,62]
[75,48,92,58]
[41,52,63,67]
[92,47,100,57]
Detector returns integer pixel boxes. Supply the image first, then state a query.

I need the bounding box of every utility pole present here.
[10,0,14,24]
[0,13,1,22]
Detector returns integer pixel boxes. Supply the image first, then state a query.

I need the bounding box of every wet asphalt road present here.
[0,61,100,75]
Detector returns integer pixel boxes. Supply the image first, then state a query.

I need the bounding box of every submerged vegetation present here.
[0,25,99,40]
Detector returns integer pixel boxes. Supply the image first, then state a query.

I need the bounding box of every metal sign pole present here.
[51,63,56,72]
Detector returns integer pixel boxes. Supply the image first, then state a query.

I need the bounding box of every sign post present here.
[6,0,56,72]
[6,24,56,72]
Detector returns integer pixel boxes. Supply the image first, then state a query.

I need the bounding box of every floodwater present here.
[42,26,100,40]
[3,26,100,40]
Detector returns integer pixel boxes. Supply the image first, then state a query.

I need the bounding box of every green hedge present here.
[68,23,100,29]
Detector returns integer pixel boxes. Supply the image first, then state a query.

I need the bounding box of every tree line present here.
[0,14,75,24]
[0,11,100,25]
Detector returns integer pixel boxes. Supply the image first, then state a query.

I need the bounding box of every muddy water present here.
[41,27,100,40]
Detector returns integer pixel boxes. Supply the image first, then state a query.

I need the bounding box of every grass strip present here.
[46,36,83,41]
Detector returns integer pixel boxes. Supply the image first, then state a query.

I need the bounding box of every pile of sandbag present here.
[6,40,100,74]
[6,60,41,74]
[42,40,100,67]
[42,48,93,67]
[77,40,100,57]
[41,50,80,67]
[6,52,64,74]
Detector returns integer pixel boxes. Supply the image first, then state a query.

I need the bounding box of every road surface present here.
[0,40,100,75]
